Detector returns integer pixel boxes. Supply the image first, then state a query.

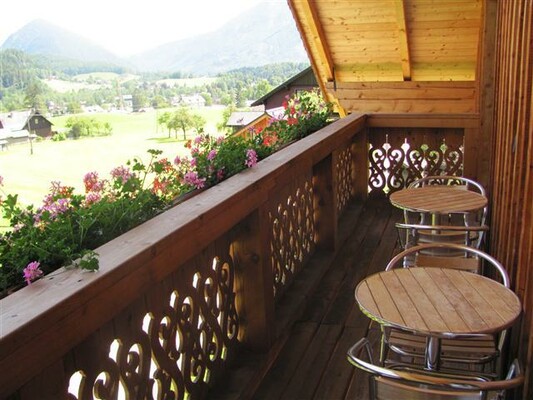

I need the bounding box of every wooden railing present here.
[0,113,479,399]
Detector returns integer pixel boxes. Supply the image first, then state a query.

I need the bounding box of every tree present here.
[24,80,47,112]
[171,107,193,140]
[157,112,173,138]
[190,114,206,134]
[217,104,236,133]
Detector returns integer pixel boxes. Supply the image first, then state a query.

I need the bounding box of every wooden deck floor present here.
[213,196,403,400]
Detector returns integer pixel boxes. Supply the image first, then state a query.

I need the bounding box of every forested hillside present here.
[0,49,309,113]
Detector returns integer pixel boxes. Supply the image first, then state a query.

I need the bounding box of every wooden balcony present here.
[1,112,497,399]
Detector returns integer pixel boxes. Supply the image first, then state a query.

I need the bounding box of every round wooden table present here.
[389,186,487,214]
[355,267,521,370]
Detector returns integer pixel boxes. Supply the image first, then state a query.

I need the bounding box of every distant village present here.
[0,67,318,150]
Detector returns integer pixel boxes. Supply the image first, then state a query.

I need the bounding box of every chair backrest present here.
[385,243,509,287]
[347,337,523,400]
[408,175,486,197]
[396,223,489,254]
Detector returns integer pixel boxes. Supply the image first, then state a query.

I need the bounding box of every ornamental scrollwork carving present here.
[67,253,239,400]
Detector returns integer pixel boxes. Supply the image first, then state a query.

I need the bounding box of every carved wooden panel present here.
[65,242,239,400]
[269,175,316,299]
[335,144,355,215]
[368,128,464,194]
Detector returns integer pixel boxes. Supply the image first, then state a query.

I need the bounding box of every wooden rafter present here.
[303,0,335,81]
[394,0,412,80]
[287,0,345,116]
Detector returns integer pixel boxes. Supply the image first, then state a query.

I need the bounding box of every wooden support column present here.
[394,0,412,81]
[463,126,481,181]
[313,155,337,252]
[232,210,274,352]
[352,129,369,200]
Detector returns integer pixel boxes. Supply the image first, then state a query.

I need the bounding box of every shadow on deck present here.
[213,195,403,400]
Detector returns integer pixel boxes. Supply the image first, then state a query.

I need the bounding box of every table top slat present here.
[380,271,429,332]
[365,276,405,325]
[406,268,468,333]
[462,272,523,324]
[441,268,507,331]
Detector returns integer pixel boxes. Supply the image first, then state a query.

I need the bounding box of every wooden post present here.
[463,126,481,181]
[352,128,369,200]
[313,154,337,251]
[232,210,274,352]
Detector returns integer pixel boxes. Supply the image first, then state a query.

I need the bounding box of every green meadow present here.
[0,107,226,208]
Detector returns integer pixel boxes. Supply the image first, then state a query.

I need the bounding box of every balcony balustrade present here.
[0,112,479,399]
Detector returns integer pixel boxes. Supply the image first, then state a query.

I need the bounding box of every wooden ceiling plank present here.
[395,0,412,80]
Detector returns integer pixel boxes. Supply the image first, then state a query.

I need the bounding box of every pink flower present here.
[190,157,197,167]
[216,136,225,145]
[23,261,43,285]
[183,171,206,189]
[174,155,182,165]
[84,192,102,206]
[194,135,203,145]
[191,147,200,155]
[83,171,105,193]
[245,149,258,168]
[110,166,133,184]
[207,149,217,161]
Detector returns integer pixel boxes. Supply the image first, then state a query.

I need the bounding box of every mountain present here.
[1,19,123,65]
[1,2,308,75]
[127,3,309,74]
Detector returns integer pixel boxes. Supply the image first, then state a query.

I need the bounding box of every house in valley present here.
[226,110,272,139]
[0,110,53,149]
[251,66,318,113]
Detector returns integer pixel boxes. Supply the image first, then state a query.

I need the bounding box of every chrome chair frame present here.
[396,222,490,254]
[406,176,488,244]
[381,243,510,377]
[347,337,523,400]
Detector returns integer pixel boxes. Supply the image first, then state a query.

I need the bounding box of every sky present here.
[0,0,274,57]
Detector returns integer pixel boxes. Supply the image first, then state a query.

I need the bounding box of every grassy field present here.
[0,107,226,207]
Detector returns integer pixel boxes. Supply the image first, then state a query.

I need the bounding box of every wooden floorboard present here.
[255,196,401,400]
[212,197,402,400]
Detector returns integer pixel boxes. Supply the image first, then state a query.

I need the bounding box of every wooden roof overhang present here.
[287,0,483,115]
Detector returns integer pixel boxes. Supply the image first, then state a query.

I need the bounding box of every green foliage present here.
[51,132,67,141]
[65,117,113,138]
[261,89,332,145]
[0,90,332,296]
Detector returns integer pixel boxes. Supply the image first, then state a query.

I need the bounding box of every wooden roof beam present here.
[287,0,345,115]
[394,0,412,81]
[302,0,335,82]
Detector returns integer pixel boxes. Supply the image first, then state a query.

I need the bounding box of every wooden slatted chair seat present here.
[374,377,483,400]
[415,254,480,273]
[387,330,498,366]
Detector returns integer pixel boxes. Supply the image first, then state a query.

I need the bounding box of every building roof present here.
[226,111,267,127]
[251,66,316,107]
[0,110,53,131]
[287,0,482,115]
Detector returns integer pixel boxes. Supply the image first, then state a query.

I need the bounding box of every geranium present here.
[0,91,333,296]
[23,261,43,285]
[245,149,258,167]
